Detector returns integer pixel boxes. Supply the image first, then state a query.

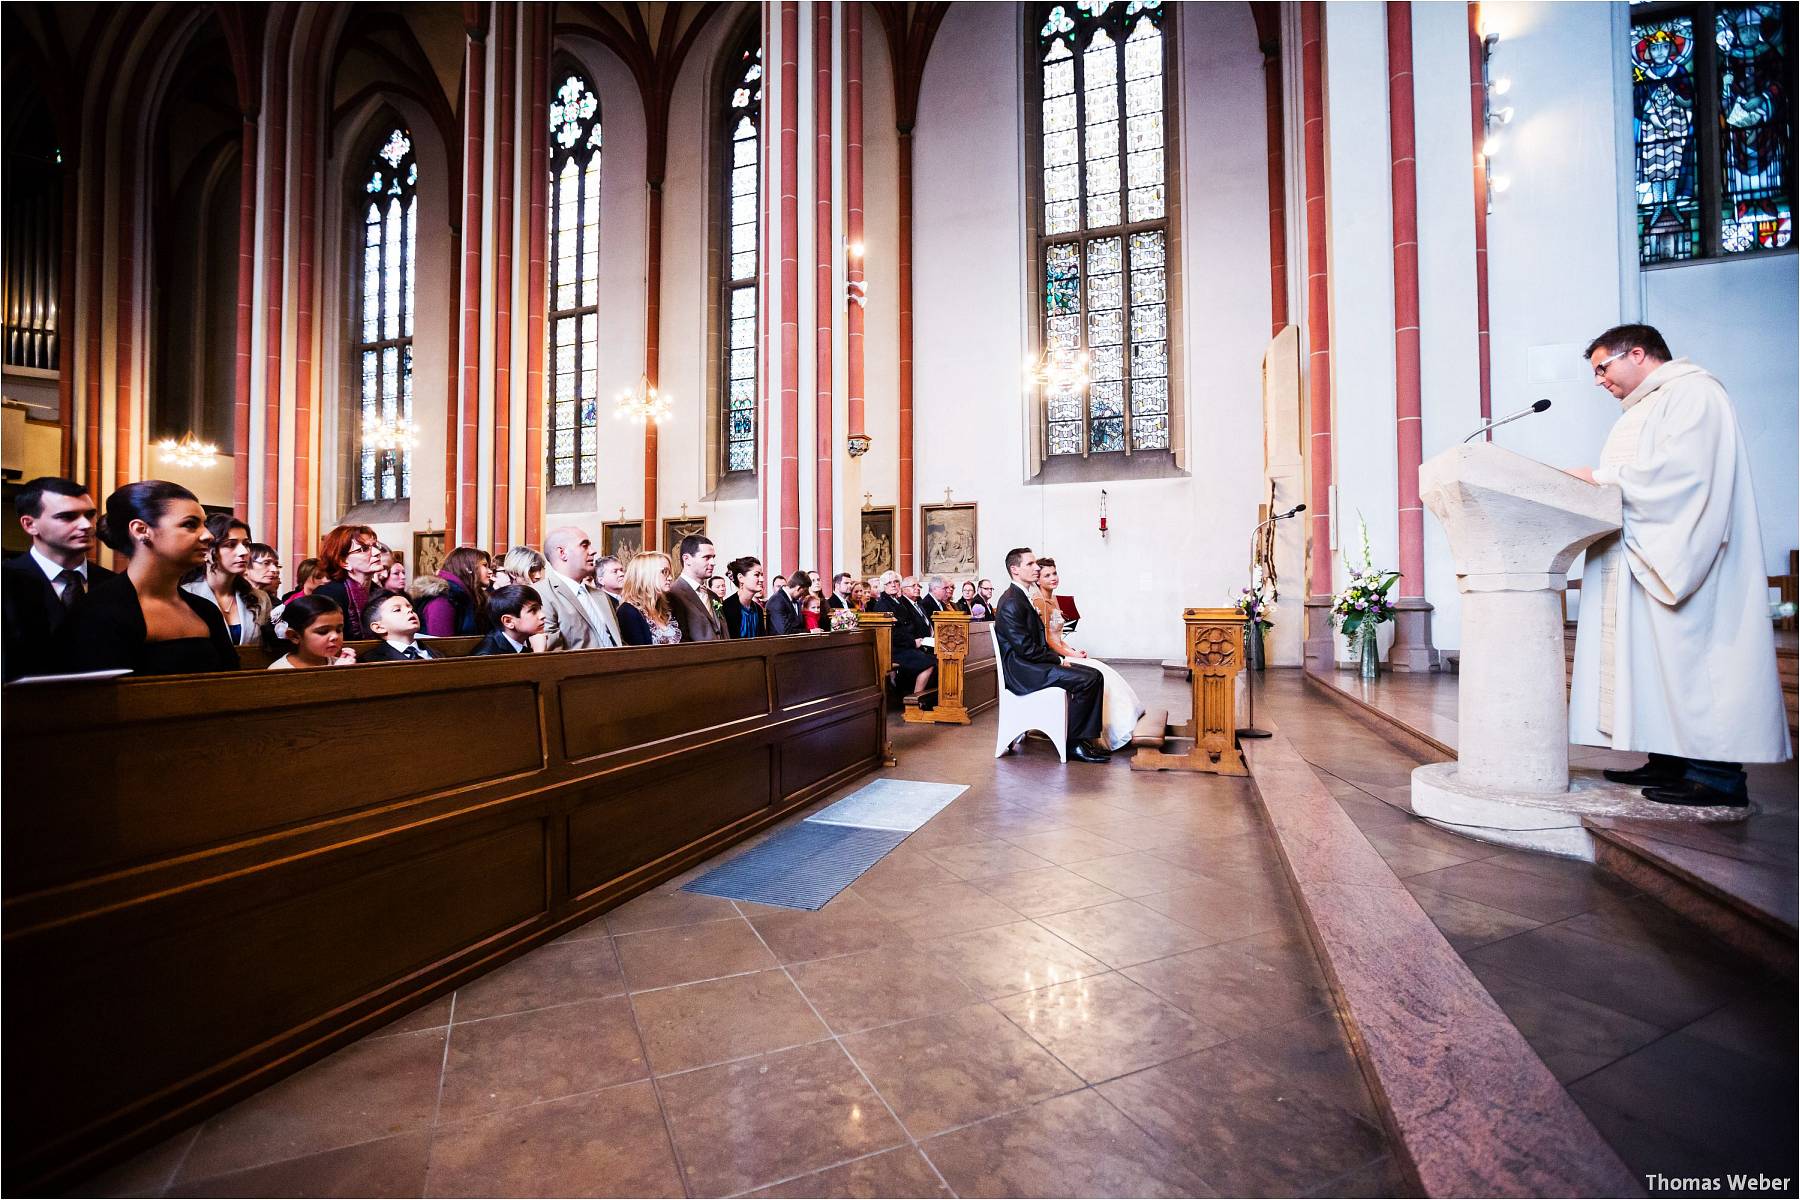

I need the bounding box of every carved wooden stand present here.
[855,610,900,766]
[904,610,972,725]
[1131,607,1248,776]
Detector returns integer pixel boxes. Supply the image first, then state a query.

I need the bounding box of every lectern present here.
[1410,444,1620,855]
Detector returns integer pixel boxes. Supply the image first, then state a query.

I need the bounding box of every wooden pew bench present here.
[1,631,886,1190]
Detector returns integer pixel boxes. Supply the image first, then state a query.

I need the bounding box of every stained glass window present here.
[548,68,602,487]
[1036,0,1170,456]
[723,34,762,476]
[1629,3,1793,263]
[354,127,417,501]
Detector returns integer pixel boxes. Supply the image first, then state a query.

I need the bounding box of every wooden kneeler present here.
[1131,607,1248,776]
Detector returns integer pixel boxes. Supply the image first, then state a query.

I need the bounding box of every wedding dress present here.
[1041,597,1144,751]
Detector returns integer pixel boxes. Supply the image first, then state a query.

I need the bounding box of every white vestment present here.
[1568,359,1790,762]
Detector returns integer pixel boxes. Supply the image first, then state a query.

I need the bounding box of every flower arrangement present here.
[1234,564,1275,632]
[829,606,863,633]
[1331,516,1400,643]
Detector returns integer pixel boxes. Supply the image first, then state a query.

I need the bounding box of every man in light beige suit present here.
[540,526,622,650]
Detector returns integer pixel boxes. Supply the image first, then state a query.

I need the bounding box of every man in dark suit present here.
[668,534,727,642]
[4,477,113,680]
[826,572,854,611]
[994,546,1109,763]
[872,571,936,694]
[767,570,810,635]
[921,576,954,620]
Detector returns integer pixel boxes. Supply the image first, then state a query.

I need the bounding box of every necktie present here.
[403,645,419,659]
[56,569,84,608]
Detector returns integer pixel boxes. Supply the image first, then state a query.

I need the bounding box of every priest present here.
[1564,324,1790,807]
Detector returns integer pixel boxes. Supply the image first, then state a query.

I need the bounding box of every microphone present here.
[1464,398,1551,443]
[1277,503,1306,519]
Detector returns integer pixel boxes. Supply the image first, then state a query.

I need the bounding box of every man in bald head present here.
[539,526,622,650]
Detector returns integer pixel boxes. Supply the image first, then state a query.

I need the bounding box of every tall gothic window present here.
[1629,3,1793,264]
[354,127,417,501]
[1035,0,1170,457]
[721,35,762,476]
[548,67,602,487]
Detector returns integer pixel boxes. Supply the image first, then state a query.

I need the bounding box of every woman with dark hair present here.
[180,514,272,646]
[720,556,767,638]
[418,546,494,637]
[58,481,239,675]
[312,524,383,641]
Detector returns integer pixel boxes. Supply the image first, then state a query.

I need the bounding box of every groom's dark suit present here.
[993,582,1102,746]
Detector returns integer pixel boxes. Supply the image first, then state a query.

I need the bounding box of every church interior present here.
[2,0,1796,1196]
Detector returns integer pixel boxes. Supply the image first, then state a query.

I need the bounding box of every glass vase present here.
[1246,621,1265,672]
[1359,626,1380,680]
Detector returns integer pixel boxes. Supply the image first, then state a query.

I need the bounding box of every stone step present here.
[1586,815,1797,979]
[1160,657,1189,679]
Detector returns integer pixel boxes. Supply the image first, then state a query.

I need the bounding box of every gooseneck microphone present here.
[1463,398,1552,443]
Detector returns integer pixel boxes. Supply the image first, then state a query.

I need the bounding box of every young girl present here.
[266,595,358,669]
[420,546,495,636]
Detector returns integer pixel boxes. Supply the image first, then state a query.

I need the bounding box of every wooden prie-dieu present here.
[1,631,886,1190]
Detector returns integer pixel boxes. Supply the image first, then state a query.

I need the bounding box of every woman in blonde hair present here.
[617,551,682,646]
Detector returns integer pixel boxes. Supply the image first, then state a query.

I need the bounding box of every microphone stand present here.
[1237,509,1299,740]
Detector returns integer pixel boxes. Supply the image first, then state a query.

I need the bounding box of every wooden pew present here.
[1,631,885,1190]
[235,635,485,670]
[903,611,999,725]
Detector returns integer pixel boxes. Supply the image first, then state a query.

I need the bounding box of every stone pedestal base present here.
[1303,596,1335,676]
[1386,597,1440,673]
[1410,762,1750,862]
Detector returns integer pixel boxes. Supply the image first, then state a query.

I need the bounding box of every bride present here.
[1032,557,1145,751]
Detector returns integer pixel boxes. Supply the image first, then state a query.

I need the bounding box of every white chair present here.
[990,626,1069,761]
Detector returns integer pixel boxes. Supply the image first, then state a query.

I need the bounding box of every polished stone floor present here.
[1257,671,1799,1196]
[83,666,1401,1199]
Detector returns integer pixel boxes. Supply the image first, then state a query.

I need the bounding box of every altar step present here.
[1587,815,1798,980]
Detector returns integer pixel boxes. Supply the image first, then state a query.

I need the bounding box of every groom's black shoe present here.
[1642,780,1749,809]
[1603,759,1684,787]
[1070,743,1110,764]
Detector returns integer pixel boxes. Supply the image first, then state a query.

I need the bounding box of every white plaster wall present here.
[1477,2,1627,475]
[1645,254,1800,572]
[1322,1,1399,660]
[910,1,1270,661]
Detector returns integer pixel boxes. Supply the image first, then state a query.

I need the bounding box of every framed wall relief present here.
[859,507,896,577]
[602,520,644,563]
[920,503,978,578]
[412,530,447,580]
[662,516,707,554]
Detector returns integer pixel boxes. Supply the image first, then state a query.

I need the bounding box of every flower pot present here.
[1246,621,1265,672]
[1359,626,1380,680]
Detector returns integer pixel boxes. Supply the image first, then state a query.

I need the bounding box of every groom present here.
[994,547,1111,763]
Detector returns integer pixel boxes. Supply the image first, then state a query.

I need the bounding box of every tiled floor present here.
[1258,671,1800,1196]
[82,667,1398,1199]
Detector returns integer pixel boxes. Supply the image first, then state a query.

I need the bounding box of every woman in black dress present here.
[720,556,768,638]
[60,481,239,676]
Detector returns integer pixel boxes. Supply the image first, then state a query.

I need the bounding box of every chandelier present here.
[613,376,672,424]
[156,432,218,470]
[361,416,418,453]
[1023,346,1091,394]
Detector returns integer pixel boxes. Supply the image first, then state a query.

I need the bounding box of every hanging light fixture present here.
[613,375,672,424]
[1023,346,1091,394]
[361,415,418,453]
[156,432,219,470]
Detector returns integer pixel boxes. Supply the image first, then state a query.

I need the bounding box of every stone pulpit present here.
[1410,444,1621,856]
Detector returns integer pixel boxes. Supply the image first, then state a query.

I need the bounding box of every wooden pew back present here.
[2,631,884,1189]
